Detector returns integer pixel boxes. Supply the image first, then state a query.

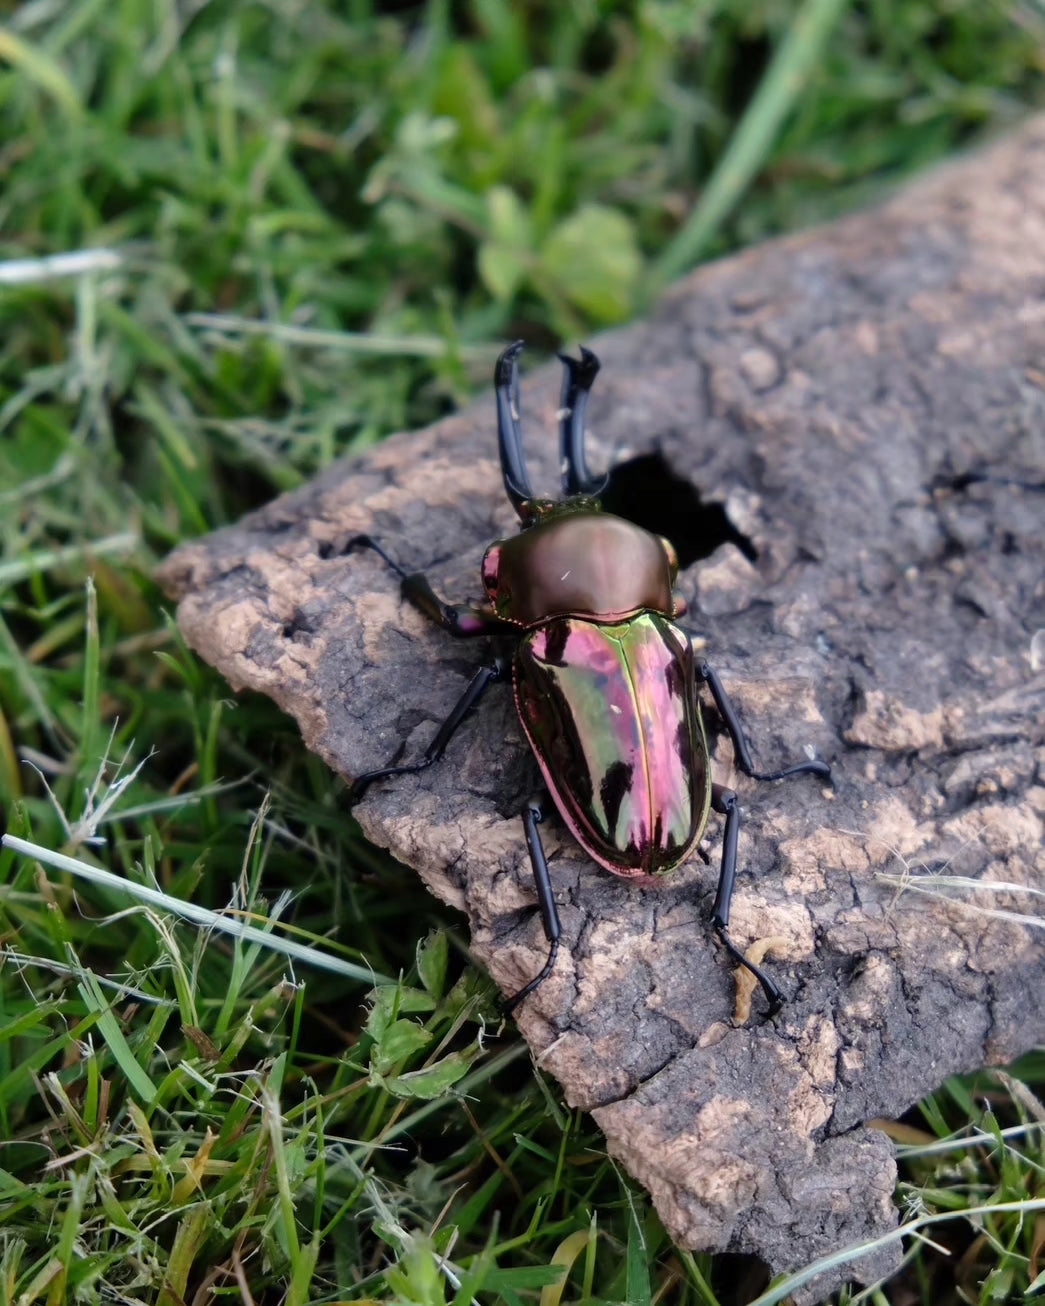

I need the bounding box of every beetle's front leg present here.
[502,794,562,1015]
[697,659,832,784]
[346,534,511,638]
[709,783,784,1014]
[350,649,510,801]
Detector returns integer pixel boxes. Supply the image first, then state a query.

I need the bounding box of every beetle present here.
[348,341,830,1015]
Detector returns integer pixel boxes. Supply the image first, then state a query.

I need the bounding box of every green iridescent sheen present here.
[515,612,711,877]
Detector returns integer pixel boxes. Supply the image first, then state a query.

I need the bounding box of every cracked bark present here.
[157,119,1045,1302]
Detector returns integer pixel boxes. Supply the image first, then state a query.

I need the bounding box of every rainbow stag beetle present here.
[348,341,831,1015]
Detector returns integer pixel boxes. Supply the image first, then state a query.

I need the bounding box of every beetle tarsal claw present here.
[501,938,560,1016]
[731,935,790,1023]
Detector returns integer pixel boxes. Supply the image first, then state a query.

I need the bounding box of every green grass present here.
[1,1,1044,1302]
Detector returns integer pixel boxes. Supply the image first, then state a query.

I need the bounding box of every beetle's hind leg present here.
[697,659,832,784]
[502,794,562,1015]
[708,783,784,1015]
[349,652,509,801]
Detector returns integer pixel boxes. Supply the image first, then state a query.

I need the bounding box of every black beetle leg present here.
[350,651,509,801]
[502,794,562,1015]
[345,534,512,638]
[698,659,832,783]
[709,783,784,1015]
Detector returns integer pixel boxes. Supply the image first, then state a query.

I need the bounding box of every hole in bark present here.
[599,451,757,569]
[933,469,986,494]
[281,608,317,640]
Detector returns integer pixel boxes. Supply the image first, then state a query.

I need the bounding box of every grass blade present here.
[1,833,393,986]
[650,0,850,292]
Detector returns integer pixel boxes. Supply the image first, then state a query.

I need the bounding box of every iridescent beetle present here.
[349,342,830,1015]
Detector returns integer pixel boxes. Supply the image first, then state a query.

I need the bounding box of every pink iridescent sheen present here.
[514,614,710,877]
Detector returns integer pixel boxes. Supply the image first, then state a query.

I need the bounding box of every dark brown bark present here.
[158,119,1045,1300]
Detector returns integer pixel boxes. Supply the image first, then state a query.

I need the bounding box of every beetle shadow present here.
[598,450,757,569]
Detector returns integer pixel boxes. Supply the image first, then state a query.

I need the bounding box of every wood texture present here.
[158,119,1045,1300]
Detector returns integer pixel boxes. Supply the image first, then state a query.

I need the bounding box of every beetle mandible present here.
[348,342,831,1015]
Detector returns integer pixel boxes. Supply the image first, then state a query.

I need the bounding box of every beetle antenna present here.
[495,340,534,517]
[558,346,607,498]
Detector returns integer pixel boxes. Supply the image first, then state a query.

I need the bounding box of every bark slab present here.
[158,120,1045,1300]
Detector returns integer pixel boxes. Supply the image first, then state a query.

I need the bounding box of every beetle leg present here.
[697,659,832,783]
[345,534,512,637]
[350,653,509,801]
[502,795,562,1014]
[709,783,784,1014]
